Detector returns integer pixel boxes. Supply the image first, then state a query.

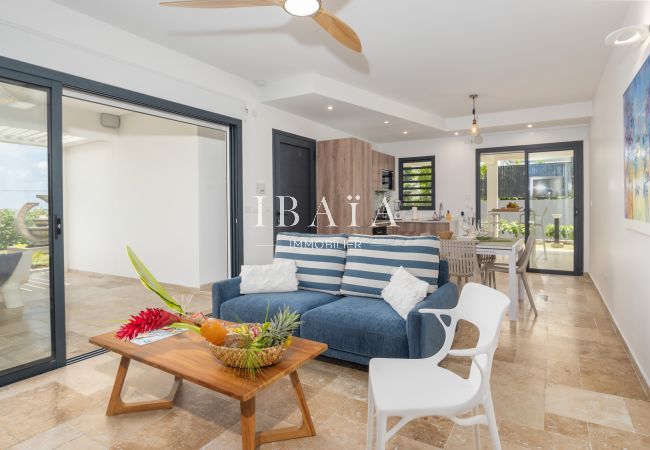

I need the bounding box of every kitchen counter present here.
[374,219,455,225]
[372,219,455,237]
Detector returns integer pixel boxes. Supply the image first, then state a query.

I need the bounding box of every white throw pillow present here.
[381,266,429,319]
[240,260,298,294]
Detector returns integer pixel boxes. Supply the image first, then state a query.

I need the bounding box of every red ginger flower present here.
[116,308,180,341]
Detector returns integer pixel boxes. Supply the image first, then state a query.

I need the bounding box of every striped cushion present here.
[340,234,440,299]
[274,233,348,295]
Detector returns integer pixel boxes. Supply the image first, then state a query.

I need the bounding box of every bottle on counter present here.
[432,210,439,221]
[445,210,452,221]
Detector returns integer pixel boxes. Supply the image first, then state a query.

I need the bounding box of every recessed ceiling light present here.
[9,101,36,110]
[327,105,333,110]
[527,124,533,128]
[402,131,408,135]
[384,120,389,124]
[284,0,321,17]
[605,24,650,47]
[454,132,459,136]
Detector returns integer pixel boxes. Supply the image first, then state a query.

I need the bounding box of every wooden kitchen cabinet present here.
[316,138,374,234]
[387,221,451,236]
[371,150,395,190]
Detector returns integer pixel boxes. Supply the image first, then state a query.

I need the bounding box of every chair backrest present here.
[539,207,548,221]
[450,283,509,392]
[516,234,536,269]
[440,239,478,277]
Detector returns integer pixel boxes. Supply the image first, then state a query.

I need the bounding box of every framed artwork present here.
[624,53,650,230]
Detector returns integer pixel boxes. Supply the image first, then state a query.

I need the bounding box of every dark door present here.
[0,69,65,386]
[272,130,316,242]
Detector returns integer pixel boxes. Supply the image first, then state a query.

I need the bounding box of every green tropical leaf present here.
[169,322,201,334]
[126,246,184,315]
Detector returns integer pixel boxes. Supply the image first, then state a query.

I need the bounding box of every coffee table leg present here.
[254,370,317,447]
[106,356,182,416]
[240,397,256,450]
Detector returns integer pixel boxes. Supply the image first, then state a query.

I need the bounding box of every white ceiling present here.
[55,0,630,141]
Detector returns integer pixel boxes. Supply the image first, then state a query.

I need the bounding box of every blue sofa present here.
[212,260,458,366]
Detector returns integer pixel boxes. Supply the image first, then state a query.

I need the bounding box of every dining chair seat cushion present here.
[301,295,409,359]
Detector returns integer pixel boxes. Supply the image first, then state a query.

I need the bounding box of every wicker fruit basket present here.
[206,341,287,369]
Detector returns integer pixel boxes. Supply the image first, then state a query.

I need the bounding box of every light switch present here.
[256,182,266,195]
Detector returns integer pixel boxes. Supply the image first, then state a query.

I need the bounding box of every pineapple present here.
[268,307,301,346]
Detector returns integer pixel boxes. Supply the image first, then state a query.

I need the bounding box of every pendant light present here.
[469,94,480,136]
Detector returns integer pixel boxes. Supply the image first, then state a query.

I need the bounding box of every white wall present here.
[378,125,590,268]
[1,0,353,268]
[64,113,208,287]
[589,3,650,384]
[198,128,228,286]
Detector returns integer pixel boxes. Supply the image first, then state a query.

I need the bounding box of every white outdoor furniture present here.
[485,234,538,316]
[367,282,510,450]
[476,238,525,321]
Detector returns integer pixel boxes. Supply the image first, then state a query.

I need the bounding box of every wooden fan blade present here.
[160,0,277,8]
[313,9,362,53]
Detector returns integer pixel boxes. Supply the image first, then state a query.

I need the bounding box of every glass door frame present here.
[475,141,584,275]
[0,54,244,386]
[0,68,66,386]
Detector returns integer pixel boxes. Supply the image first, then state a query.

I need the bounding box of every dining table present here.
[475,237,525,321]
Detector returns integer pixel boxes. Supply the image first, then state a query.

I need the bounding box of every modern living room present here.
[0,1,649,449]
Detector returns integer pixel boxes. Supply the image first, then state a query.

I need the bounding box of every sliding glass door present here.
[476,142,583,275]
[0,71,64,385]
[527,149,577,272]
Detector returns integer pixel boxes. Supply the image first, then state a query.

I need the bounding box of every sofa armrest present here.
[406,282,458,359]
[211,277,242,318]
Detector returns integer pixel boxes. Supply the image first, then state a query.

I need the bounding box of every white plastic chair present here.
[367,283,510,450]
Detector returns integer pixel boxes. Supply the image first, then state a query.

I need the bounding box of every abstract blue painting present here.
[624,54,650,223]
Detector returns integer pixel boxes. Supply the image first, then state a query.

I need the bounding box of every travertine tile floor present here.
[1,272,649,449]
[0,270,212,370]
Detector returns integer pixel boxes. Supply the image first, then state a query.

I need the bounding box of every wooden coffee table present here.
[89,328,327,449]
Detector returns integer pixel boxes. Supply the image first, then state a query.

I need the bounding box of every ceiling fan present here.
[160,0,362,52]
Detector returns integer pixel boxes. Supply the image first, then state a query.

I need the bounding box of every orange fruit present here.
[200,319,227,346]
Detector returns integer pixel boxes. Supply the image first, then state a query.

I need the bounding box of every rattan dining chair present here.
[440,239,481,292]
[485,234,538,315]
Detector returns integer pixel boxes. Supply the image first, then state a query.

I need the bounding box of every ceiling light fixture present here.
[469,94,480,136]
[327,105,333,110]
[384,120,389,124]
[527,124,533,128]
[284,0,321,17]
[605,24,650,47]
[402,131,408,135]
[9,101,36,110]
[454,132,459,136]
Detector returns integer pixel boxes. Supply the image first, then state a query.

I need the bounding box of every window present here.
[398,156,435,209]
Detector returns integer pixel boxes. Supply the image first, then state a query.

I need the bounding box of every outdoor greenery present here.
[498,220,525,238]
[401,160,434,208]
[0,209,27,250]
[545,224,574,241]
[0,208,50,267]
